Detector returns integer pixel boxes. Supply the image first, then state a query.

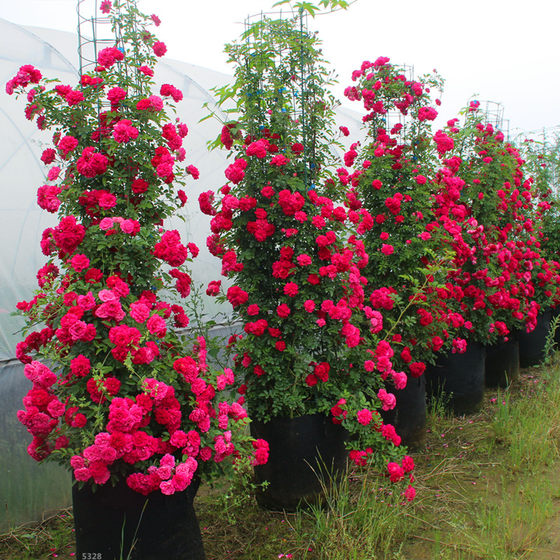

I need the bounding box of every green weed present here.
[300,470,413,559]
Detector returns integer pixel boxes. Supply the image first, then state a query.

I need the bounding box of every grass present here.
[0,509,74,560]
[2,357,560,560]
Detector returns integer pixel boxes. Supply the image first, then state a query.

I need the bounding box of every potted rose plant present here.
[202,7,415,509]
[517,133,560,358]
[338,57,469,429]
[8,2,265,558]
[438,105,559,376]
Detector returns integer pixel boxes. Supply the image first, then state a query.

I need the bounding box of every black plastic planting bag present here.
[251,413,348,511]
[381,375,427,450]
[72,476,205,560]
[485,336,520,387]
[518,310,552,368]
[426,340,486,415]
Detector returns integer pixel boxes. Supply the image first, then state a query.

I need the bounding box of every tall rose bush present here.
[340,57,464,381]
[437,104,559,338]
[204,15,414,482]
[9,0,265,496]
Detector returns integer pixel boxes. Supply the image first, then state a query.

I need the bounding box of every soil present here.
[531,511,560,558]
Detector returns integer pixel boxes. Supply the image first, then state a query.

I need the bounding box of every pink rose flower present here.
[357,409,373,425]
[153,41,167,57]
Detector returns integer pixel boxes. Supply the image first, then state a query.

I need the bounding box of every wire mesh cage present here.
[77,0,150,116]
[240,8,330,187]
[478,100,510,140]
[242,9,311,125]
[77,0,117,76]
[519,125,560,193]
[382,63,416,133]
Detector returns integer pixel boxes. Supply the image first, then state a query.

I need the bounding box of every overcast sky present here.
[2,0,559,137]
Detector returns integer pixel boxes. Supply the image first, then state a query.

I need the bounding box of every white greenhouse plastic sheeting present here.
[0,19,363,362]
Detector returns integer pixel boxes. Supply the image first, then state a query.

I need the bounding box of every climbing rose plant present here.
[204,14,414,489]
[435,103,559,339]
[339,57,464,381]
[8,0,266,496]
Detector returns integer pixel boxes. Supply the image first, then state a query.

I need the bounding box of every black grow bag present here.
[518,309,553,368]
[380,375,426,451]
[425,340,486,415]
[251,413,348,511]
[72,476,205,560]
[553,307,560,346]
[485,336,520,388]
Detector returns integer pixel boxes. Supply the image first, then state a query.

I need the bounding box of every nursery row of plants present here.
[5,0,560,557]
